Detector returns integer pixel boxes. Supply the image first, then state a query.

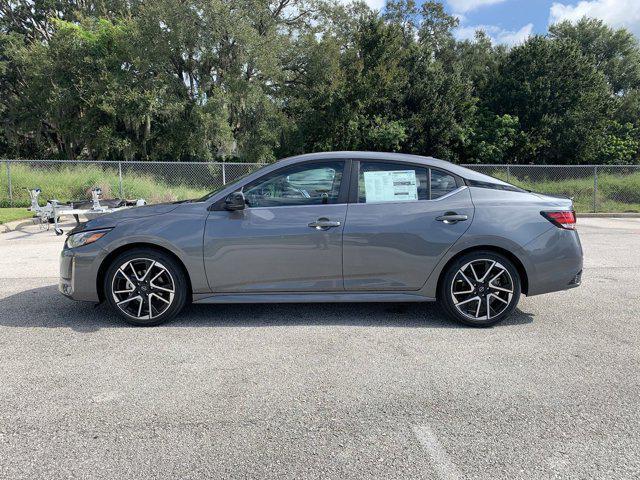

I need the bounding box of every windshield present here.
[196,166,267,202]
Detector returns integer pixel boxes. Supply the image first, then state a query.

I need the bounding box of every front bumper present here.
[59,244,105,302]
[59,251,75,297]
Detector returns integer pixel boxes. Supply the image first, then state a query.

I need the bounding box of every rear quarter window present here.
[430,170,458,199]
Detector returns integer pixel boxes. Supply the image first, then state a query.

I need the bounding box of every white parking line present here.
[412,424,462,480]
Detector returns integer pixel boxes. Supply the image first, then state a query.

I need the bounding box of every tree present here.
[549,18,640,95]
[1,1,640,165]
[280,11,411,154]
[489,35,612,164]
[280,2,477,161]
[598,122,640,165]
[463,111,520,164]
[402,2,476,161]
[549,18,640,164]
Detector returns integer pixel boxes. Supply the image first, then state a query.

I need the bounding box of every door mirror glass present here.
[224,191,246,211]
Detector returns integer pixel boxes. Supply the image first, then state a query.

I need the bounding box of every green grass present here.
[0,162,209,208]
[491,171,640,213]
[0,207,32,224]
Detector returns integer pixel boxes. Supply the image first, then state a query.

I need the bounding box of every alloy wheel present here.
[450,259,514,321]
[111,258,175,320]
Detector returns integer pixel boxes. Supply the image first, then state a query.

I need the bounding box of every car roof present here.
[278,151,510,185]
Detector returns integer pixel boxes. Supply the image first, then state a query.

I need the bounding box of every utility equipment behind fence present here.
[28,187,145,235]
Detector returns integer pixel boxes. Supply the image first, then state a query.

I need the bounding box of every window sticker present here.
[363,170,418,203]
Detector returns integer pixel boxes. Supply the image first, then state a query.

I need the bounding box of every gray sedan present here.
[59,152,583,327]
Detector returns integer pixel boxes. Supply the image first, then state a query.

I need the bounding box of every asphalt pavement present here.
[0,217,638,479]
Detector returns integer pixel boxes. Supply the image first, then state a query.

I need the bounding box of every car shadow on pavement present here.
[0,285,534,332]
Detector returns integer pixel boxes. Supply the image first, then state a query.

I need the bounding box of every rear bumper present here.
[523,227,583,296]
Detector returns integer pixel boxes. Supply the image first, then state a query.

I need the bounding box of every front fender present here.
[98,204,210,294]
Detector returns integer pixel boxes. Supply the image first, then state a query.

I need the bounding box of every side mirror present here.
[224,191,246,211]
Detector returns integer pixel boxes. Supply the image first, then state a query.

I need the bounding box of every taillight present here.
[541,211,576,230]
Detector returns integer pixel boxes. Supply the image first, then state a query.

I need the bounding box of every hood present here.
[71,203,180,232]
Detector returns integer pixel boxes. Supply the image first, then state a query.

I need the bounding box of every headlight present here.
[66,228,112,249]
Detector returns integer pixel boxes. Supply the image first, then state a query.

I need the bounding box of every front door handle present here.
[436,213,468,224]
[308,218,341,230]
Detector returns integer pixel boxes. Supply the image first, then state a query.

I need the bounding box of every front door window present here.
[244,162,345,208]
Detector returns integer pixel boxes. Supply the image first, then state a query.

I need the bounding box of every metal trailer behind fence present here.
[1,159,639,213]
[0,159,265,209]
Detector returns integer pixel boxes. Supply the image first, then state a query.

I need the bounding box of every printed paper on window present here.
[363,170,418,203]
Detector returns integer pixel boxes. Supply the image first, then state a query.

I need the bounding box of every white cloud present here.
[550,0,640,36]
[447,0,508,14]
[363,0,386,9]
[337,0,386,10]
[454,13,468,24]
[497,23,535,45]
[455,23,534,46]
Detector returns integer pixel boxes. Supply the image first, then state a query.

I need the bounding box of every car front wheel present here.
[439,251,521,327]
[104,248,187,326]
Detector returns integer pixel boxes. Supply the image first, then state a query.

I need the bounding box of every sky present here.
[357,0,640,46]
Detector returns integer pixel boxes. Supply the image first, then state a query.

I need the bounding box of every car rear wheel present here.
[104,248,187,326]
[439,251,521,327]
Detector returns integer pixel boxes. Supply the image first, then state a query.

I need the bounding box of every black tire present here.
[104,248,188,326]
[438,250,521,327]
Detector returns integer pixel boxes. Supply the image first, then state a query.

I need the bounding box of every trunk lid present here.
[529,191,574,210]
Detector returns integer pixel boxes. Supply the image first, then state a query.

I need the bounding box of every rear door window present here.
[357,162,459,203]
[358,162,429,203]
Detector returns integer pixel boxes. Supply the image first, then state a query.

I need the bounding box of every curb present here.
[578,213,640,218]
[0,218,35,233]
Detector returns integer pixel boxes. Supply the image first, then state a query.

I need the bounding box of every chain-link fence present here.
[461,165,640,213]
[1,160,639,212]
[0,160,264,207]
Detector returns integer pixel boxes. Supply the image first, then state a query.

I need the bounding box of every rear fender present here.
[419,234,535,298]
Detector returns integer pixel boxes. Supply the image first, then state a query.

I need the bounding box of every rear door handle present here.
[436,213,468,224]
[308,218,341,230]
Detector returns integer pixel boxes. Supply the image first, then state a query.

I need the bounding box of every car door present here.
[343,160,474,291]
[204,160,349,292]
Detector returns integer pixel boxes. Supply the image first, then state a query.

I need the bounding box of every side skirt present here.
[192,292,436,304]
